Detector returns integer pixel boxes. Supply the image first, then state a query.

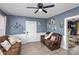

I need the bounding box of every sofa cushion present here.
[5,42,21,55]
[8,36,21,44]
[10,42,21,49]
[5,48,20,55]
[8,36,17,45]
[44,39,51,46]
[1,40,11,51]
[50,36,56,41]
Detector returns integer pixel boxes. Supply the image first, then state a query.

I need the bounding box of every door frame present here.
[64,15,79,50]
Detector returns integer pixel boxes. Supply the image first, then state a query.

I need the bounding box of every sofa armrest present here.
[16,39,21,43]
[54,39,59,43]
[41,35,45,39]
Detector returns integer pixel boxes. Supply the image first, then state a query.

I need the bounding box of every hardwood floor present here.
[21,41,79,55]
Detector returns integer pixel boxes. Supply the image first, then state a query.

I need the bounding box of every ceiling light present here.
[39,9,42,12]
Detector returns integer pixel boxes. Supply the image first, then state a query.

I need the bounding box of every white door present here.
[25,21,37,42]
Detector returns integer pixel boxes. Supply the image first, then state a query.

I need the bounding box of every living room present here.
[0,3,79,55]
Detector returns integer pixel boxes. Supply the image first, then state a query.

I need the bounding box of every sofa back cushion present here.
[0,36,9,43]
[50,36,56,41]
[52,33,62,42]
[46,32,51,35]
[8,36,17,45]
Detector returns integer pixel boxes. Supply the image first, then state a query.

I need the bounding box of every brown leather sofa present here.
[0,36,21,55]
[40,32,62,51]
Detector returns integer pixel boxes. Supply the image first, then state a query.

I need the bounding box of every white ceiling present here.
[0,3,79,18]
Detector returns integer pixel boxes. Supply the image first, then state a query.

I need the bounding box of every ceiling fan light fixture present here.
[27,3,55,13]
[39,9,42,12]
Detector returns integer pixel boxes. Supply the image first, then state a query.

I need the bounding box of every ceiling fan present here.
[27,3,55,13]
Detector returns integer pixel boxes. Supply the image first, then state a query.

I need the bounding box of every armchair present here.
[40,33,62,51]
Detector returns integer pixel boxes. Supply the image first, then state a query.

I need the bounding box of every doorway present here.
[25,21,37,42]
[65,15,79,49]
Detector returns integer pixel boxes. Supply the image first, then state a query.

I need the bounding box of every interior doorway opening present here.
[65,15,79,49]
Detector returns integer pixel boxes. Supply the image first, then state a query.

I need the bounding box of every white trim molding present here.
[10,33,45,44]
[64,15,79,50]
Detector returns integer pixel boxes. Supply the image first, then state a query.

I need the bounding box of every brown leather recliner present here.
[40,32,62,51]
[0,36,21,55]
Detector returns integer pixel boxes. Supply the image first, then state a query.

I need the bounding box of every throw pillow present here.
[50,36,56,41]
[45,32,53,39]
[8,36,17,45]
[1,40,11,51]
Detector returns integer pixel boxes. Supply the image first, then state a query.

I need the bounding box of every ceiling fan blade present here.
[42,9,47,13]
[35,10,39,13]
[43,5,55,8]
[27,7,38,9]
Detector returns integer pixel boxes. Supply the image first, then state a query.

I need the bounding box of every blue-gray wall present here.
[47,6,79,35]
[6,15,47,35]
[2,6,79,35]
